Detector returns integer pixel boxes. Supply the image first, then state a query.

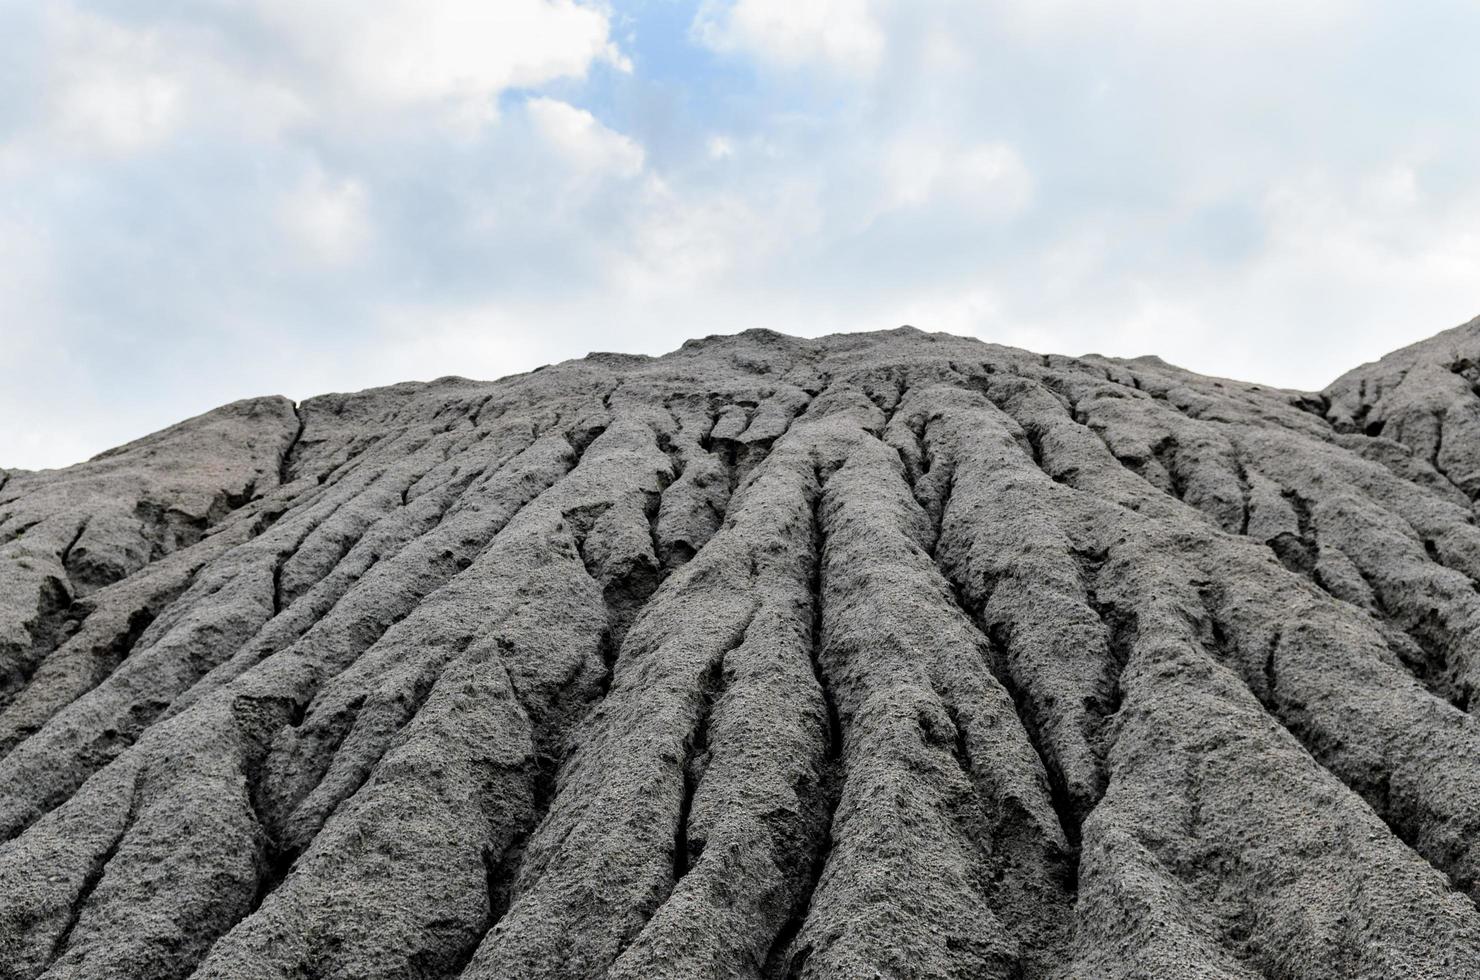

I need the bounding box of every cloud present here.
[877,139,1033,219]
[0,215,57,371]
[45,8,185,156]
[0,1,636,469]
[707,135,736,160]
[525,97,646,180]
[364,302,555,384]
[277,166,373,267]
[2,0,1479,472]
[254,0,625,125]
[1,5,312,168]
[692,0,1350,82]
[990,0,1352,47]
[6,0,626,161]
[959,158,1480,390]
[695,0,886,75]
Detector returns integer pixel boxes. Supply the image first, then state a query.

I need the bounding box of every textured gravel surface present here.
[5,318,1480,978]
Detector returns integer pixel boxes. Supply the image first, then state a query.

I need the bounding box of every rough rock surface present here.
[4,318,1480,979]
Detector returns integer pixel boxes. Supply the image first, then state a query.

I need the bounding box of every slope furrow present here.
[5,324,1480,980]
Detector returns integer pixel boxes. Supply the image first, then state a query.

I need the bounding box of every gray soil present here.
[4,319,1480,979]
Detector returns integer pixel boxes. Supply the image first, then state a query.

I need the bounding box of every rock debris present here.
[5,320,1480,978]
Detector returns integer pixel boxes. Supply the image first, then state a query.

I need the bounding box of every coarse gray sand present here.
[5,320,1480,978]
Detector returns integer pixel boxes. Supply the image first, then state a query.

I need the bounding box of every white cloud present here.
[3,0,1480,475]
[991,0,1352,47]
[277,167,373,267]
[694,0,1348,79]
[7,0,625,162]
[255,0,625,122]
[365,302,554,384]
[707,135,736,160]
[696,0,886,75]
[0,214,120,471]
[618,168,830,300]
[41,7,186,156]
[1245,165,1480,361]
[956,159,1480,390]
[1,4,311,168]
[525,97,646,180]
[0,217,57,372]
[877,139,1033,218]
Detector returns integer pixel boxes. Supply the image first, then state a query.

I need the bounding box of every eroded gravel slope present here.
[5,320,1480,978]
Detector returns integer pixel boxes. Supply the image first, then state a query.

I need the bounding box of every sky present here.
[1,1,1478,470]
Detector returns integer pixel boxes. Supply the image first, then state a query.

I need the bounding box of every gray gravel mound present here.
[5,320,1480,978]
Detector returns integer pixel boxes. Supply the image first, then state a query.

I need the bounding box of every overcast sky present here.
[2,1,1478,469]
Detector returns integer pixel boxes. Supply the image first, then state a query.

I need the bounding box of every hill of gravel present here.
[5,318,1480,979]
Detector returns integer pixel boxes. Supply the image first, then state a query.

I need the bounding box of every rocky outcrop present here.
[4,322,1480,979]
